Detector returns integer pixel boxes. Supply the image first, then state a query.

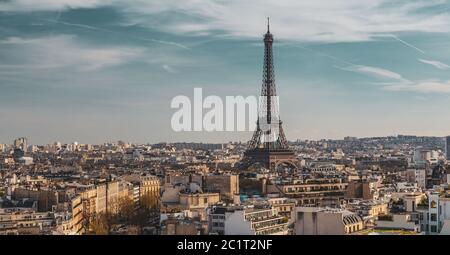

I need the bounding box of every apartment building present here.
[293,206,364,235]
[224,206,289,235]
[266,178,347,206]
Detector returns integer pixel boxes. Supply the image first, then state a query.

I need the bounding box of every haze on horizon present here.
[1,0,450,145]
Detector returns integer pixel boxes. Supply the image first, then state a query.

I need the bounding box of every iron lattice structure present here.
[247,18,289,150]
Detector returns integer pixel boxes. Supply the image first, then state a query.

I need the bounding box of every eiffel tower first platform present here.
[242,19,297,171]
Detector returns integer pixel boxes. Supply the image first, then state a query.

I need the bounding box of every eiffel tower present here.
[242,18,297,171]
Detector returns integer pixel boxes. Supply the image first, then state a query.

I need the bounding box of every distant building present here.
[95,181,130,215]
[309,163,336,173]
[446,136,450,160]
[12,188,60,212]
[161,216,199,235]
[375,213,420,232]
[413,148,431,164]
[417,192,450,234]
[343,200,388,218]
[0,210,53,235]
[209,205,289,235]
[406,169,427,189]
[13,148,24,160]
[14,137,27,152]
[267,198,296,219]
[345,180,373,200]
[121,174,160,207]
[179,191,220,218]
[204,174,239,202]
[293,206,364,235]
[223,206,289,235]
[428,164,447,187]
[208,206,228,235]
[173,143,223,151]
[17,157,33,165]
[69,196,83,235]
[403,192,426,212]
[266,178,348,207]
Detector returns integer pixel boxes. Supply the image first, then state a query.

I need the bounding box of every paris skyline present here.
[1,0,450,145]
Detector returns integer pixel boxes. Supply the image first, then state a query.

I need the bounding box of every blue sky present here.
[1,0,450,145]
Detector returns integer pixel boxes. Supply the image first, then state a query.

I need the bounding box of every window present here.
[431,225,437,233]
[431,201,437,208]
[203,198,208,204]
[431,213,437,222]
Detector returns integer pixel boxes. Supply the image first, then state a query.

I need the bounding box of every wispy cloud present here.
[41,19,190,50]
[0,0,108,12]
[162,64,176,73]
[126,0,450,42]
[291,42,447,95]
[0,35,143,71]
[418,58,450,70]
[383,34,425,54]
[383,80,450,93]
[336,62,450,94]
[2,0,450,43]
[289,43,355,66]
[336,65,406,81]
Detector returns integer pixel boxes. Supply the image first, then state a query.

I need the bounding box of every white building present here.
[406,169,427,189]
[375,214,420,232]
[292,207,364,235]
[415,192,450,234]
[212,206,288,235]
[17,157,33,165]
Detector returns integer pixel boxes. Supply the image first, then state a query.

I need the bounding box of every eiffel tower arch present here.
[241,18,298,171]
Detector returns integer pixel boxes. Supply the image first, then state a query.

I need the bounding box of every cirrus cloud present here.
[418,58,450,70]
[0,0,111,11]
[383,80,450,93]
[1,0,450,43]
[336,65,406,81]
[0,35,144,71]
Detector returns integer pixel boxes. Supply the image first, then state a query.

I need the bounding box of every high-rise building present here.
[13,137,27,152]
[413,148,431,164]
[13,148,24,160]
[446,136,450,160]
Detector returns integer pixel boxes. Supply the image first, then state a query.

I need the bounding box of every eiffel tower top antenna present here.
[267,17,270,33]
